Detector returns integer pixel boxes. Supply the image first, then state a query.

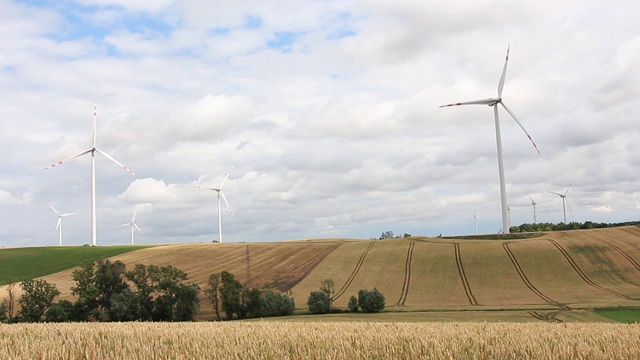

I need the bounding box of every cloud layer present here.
[1,0,638,246]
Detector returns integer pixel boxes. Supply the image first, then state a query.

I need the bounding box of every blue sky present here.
[1,0,639,246]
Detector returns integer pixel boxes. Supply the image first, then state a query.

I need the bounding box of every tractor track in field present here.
[547,239,636,301]
[597,238,640,272]
[527,310,564,323]
[332,241,376,302]
[503,242,565,308]
[394,240,415,307]
[454,243,478,306]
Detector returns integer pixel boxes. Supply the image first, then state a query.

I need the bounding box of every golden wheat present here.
[1,322,639,359]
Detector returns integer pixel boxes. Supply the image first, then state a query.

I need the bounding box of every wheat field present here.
[1,322,640,359]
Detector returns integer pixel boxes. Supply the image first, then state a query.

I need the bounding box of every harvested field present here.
[5,226,639,318]
[2,322,640,359]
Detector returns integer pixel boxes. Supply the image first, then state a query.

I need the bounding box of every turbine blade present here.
[45,148,93,169]
[549,191,564,197]
[565,197,574,217]
[219,167,234,189]
[191,185,217,191]
[439,98,497,107]
[95,148,136,176]
[133,223,144,235]
[118,223,129,228]
[525,193,535,204]
[565,182,572,196]
[498,44,510,97]
[60,212,76,217]
[46,201,61,216]
[132,212,137,222]
[55,218,61,233]
[220,191,233,216]
[500,102,541,155]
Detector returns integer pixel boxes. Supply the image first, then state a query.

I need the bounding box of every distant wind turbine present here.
[46,102,135,246]
[46,201,78,246]
[440,45,540,234]
[192,167,234,243]
[119,212,143,245]
[473,212,481,235]
[525,193,538,224]
[550,183,573,224]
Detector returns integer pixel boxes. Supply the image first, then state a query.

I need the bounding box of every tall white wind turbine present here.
[192,167,234,243]
[525,193,538,224]
[119,212,143,245]
[440,45,540,234]
[46,201,77,246]
[46,102,135,246]
[550,183,572,223]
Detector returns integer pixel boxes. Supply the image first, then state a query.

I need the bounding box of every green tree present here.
[348,295,359,312]
[44,300,75,322]
[124,263,156,321]
[307,290,331,314]
[174,283,200,321]
[17,278,60,322]
[358,288,385,313]
[320,278,335,310]
[0,299,7,322]
[71,259,129,321]
[220,271,243,319]
[204,273,222,320]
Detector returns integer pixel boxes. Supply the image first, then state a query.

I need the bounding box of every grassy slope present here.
[4,226,640,322]
[0,246,151,285]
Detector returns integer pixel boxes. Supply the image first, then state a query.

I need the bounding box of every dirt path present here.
[394,240,415,306]
[333,241,376,302]
[548,239,636,301]
[454,243,478,306]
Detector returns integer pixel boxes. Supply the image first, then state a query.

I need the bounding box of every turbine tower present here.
[46,201,77,246]
[46,102,135,246]
[192,167,233,243]
[119,211,143,245]
[526,193,538,224]
[440,45,540,234]
[550,184,572,223]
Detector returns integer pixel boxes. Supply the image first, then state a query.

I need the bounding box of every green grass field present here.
[0,246,153,285]
[594,307,640,323]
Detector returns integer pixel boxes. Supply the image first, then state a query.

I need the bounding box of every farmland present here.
[2,322,640,359]
[3,226,640,322]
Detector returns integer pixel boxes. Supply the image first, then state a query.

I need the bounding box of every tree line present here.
[307,278,385,314]
[2,264,388,323]
[0,260,294,323]
[509,220,640,233]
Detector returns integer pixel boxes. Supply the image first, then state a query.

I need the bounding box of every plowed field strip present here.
[547,239,635,301]
[282,243,343,293]
[332,241,376,301]
[503,243,559,306]
[394,240,415,306]
[454,243,478,306]
[596,238,640,272]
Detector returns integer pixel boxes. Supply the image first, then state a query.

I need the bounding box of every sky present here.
[1,0,638,247]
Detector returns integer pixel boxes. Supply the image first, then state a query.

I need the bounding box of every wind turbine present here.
[46,201,78,246]
[525,193,538,224]
[46,102,135,246]
[472,212,481,235]
[440,45,540,234]
[550,183,572,223]
[119,212,143,245]
[192,167,233,243]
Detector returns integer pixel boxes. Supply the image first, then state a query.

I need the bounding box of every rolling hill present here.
[3,226,640,321]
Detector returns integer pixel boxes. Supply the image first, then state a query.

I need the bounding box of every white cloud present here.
[1,0,638,246]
